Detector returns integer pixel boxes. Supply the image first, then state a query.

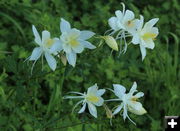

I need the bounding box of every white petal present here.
[130,82,137,94]
[66,52,77,67]
[45,53,57,71]
[108,17,119,31]
[134,92,144,98]
[72,44,84,53]
[88,103,97,118]
[137,15,144,30]
[144,39,155,49]
[113,84,126,99]
[29,47,42,61]
[50,39,63,53]
[123,105,128,120]
[93,97,104,106]
[97,89,105,96]
[132,33,140,45]
[42,30,50,44]
[128,102,146,115]
[123,10,135,22]
[79,40,96,49]
[63,96,84,99]
[113,103,123,115]
[87,84,98,95]
[60,18,71,33]
[32,25,41,45]
[144,18,159,29]
[140,44,146,61]
[79,31,95,40]
[115,10,123,19]
[62,44,72,53]
[69,28,80,38]
[78,103,87,113]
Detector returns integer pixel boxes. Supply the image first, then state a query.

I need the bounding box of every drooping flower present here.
[108,3,137,34]
[58,18,96,67]
[29,25,61,71]
[107,82,146,125]
[131,15,159,60]
[63,84,105,118]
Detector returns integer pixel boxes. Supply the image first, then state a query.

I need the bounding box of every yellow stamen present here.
[45,39,54,47]
[69,39,79,47]
[86,95,99,102]
[142,33,157,40]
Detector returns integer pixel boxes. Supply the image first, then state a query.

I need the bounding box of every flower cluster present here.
[105,3,159,60]
[28,18,96,71]
[64,82,146,125]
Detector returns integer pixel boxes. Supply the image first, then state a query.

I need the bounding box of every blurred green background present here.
[0,0,179,131]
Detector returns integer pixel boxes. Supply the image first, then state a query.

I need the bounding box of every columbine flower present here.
[63,84,105,118]
[29,25,60,71]
[131,15,159,60]
[58,18,96,67]
[108,82,146,125]
[108,3,137,34]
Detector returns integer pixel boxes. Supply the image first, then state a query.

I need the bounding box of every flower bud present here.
[60,55,67,66]
[103,36,118,51]
[128,106,147,115]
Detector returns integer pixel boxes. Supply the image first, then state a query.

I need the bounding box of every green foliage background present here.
[0,0,179,130]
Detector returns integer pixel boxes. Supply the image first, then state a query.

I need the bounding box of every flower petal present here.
[50,39,63,53]
[128,102,147,115]
[115,10,123,19]
[32,25,41,45]
[66,52,77,67]
[60,18,71,32]
[140,44,146,61]
[130,82,137,94]
[42,30,50,44]
[45,53,57,71]
[108,17,119,31]
[93,97,104,106]
[88,103,97,118]
[135,92,144,98]
[79,31,95,40]
[123,10,135,22]
[87,84,98,95]
[113,103,123,115]
[97,89,105,96]
[29,47,42,61]
[72,44,84,53]
[131,33,140,45]
[79,40,96,49]
[113,84,126,99]
[78,103,87,113]
[144,18,159,29]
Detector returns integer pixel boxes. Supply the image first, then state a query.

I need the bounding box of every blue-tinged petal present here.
[113,84,126,99]
[113,103,123,115]
[62,44,72,53]
[60,18,71,32]
[108,17,119,31]
[72,44,84,53]
[29,47,42,61]
[50,39,63,53]
[78,103,87,113]
[32,25,41,45]
[140,44,146,61]
[97,89,105,96]
[66,52,77,67]
[45,53,57,71]
[123,10,135,22]
[79,40,96,49]
[42,30,50,44]
[79,31,95,40]
[144,18,159,29]
[129,82,137,94]
[88,102,97,118]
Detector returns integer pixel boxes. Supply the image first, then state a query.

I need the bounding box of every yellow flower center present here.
[86,95,99,103]
[69,39,79,47]
[142,33,157,41]
[130,97,138,103]
[45,39,54,48]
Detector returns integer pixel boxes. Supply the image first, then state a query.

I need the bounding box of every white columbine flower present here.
[29,25,61,71]
[64,84,105,118]
[108,82,146,125]
[131,15,159,60]
[108,3,137,34]
[59,18,96,67]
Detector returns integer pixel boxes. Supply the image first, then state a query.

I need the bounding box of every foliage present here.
[0,0,179,130]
